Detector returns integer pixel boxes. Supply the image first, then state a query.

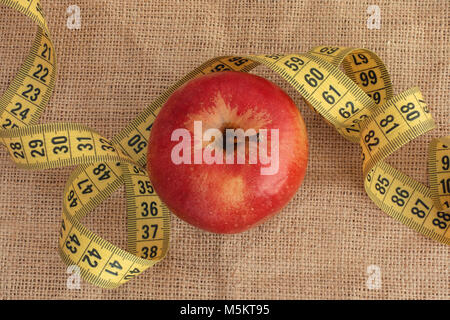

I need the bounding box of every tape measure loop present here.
[428,136,450,213]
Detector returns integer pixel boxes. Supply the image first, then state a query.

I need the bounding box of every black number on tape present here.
[93,163,111,181]
[128,134,147,154]
[319,47,339,54]
[442,155,450,170]
[304,68,324,87]
[32,63,49,82]
[351,53,368,65]
[41,43,51,61]
[141,201,158,217]
[9,142,24,159]
[284,56,304,71]
[82,248,102,268]
[364,130,379,151]
[322,85,341,104]
[368,91,381,104]
[400,102,420,121]
[375,174,390,195]
[359,70,377,86]
[141,246,158,259]
[29,139,45,157]
[339,101,360,119]
[105,260,122,276]
[66,234,80,254]
[440,178,450,194]
[391,187,410,207]
[142,224,158,239]
[10,102,29,120]
[51,136,69,154]
[22,84,40,101]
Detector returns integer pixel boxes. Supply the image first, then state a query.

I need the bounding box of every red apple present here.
[147,71,308,233]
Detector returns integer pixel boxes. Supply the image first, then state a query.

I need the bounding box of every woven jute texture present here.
[0,0,448,299]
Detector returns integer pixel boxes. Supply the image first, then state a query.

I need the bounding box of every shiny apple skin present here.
[147,71,308,233]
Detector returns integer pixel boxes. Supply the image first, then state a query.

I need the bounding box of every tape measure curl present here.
[0,0,170,289]
[0,0,448,288]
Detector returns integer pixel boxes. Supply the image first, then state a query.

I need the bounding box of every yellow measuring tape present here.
[1,0,448,288]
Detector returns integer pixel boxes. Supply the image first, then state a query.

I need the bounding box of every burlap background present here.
[0,0,448,300]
